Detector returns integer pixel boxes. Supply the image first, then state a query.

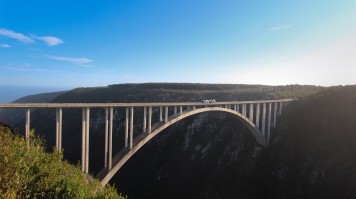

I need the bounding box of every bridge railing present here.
[0,99,294,174]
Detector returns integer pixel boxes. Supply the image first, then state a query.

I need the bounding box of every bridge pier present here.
[262,103,266,137]
[242,104,247,117]
[165,107,168,122]
[25,108,30,147]
[130,107,134,149]
[279,101,283,115]
[143,107,147,133]
[56,108,62,151]
[125,108,129,148]
[148,107,152,134]
[267,103,272,144]
[180,106,183,115]
[273,102,277,128]
[160,106,163,121]
[256,104,260,129]
[81,107,90,173]
[249,104,254,122]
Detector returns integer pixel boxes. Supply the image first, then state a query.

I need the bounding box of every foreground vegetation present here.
[0,124,124,198]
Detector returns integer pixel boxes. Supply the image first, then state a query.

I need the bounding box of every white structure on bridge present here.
[0,99,293,186]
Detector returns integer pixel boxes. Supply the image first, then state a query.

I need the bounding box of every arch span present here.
[97,107,266,186]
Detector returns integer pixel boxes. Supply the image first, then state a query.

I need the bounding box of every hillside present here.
[0,123,122,198]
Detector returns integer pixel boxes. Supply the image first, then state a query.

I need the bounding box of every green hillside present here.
[0,123,124,199]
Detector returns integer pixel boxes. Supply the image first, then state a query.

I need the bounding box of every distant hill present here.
[0,91,67,126]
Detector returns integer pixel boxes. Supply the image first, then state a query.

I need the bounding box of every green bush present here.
[0,125,125,198]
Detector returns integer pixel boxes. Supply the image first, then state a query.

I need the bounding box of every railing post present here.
[165,106,168,122]
[143,107,147,133]
[125,107,129,148]
[130,107,134,149]
[148,107,152,134]
[25,108,30,147]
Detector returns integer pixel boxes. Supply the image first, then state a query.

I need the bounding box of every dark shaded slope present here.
[251,85,356,199]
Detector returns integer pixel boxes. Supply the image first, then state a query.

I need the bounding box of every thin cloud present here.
[0,66,47,72]
[47,55,93,65]
[269,25,293,31]
[0,28,35,43]
[32,35,63,46]
[0,44,11,48]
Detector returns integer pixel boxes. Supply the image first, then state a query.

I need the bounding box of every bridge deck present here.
[0,99,294,108]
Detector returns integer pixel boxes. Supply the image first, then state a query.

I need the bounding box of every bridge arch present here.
[98,107,266,186]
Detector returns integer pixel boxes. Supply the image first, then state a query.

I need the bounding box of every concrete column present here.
[174,106,177,114]
[249,104,254,122]
[180,106,183,115]
[165,106,168,122]
[148,107,152,134]
[237,104,240,113]
[279,102,283,115]
[234,104,237,111]
[242,104,246,117]
[193,106,196,110]
[56,108,63,151]
[125,107,129,148]
[81,108,86,172]
[130,107,134,149]
[85,108,90,173]
[104,108,108,168]
[143,107,147,133]
[160,106,163,121]
[81,108,90,173]
[256,104,260,129]
[108,107,113,170]
[273,102,277,128]
[25,108,30,146]
[267,103,272,145]
[262,103,266,137]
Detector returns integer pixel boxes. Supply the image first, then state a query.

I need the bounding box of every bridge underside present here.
[97,107,266,186]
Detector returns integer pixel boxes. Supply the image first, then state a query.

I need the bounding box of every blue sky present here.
[1,0,356,94]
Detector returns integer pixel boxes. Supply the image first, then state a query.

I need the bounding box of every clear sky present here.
[1,0,356,91]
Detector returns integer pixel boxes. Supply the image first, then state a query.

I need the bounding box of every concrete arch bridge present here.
[0,99,294,186]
